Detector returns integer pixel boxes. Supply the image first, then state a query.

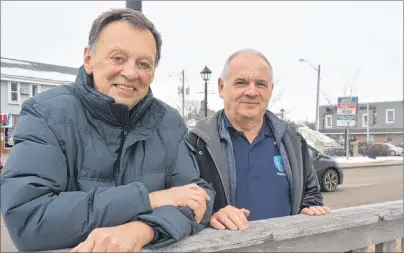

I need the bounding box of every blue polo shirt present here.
[224,114,291,220]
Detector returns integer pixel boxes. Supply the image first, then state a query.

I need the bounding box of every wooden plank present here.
[219,220,402,252]
[144,200,403,252]
[346,247,368,252]
[401,238,403,253]
[375,240,396,252]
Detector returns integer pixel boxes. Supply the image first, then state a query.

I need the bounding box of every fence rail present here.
[145,200,403,252]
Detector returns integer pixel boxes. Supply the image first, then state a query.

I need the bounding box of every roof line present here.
[1,56,78,69]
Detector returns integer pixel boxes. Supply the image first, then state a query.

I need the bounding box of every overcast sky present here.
[1,1,402,121]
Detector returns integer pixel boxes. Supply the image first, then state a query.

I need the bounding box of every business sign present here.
[4,127,15,149]
[337,96,358,127]
[0,113,13,127]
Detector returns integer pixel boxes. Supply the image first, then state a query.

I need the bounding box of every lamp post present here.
[200,66,212,117]
[126,0,142,11]
[299,58,321,131]
[280,108,285,119]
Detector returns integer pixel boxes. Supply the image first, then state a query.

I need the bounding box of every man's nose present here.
[121,61,140,81]
[245,82,258,96]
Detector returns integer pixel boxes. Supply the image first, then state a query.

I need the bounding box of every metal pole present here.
[204,81,208,117]
[315,64,321,131]
[181,70,185,118]
[366,103,370,143]
[126,0,142,11]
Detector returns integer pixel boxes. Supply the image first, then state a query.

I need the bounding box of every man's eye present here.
[138,61,151,69]
[112,56,124,63]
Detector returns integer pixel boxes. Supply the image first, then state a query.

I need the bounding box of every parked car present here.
[385,143,403,156]
[308,145,344,192]
[368,142,403,157]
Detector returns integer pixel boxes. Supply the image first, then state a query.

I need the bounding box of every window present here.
[386,109,395,124]
[325,115,332,128]
[8,82,20,104]
[362,113,368,127]
[29,84,41,97]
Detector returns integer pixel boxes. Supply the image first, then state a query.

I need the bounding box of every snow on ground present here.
[298,126,340,147]
[334,156,403,164]
[1,67,76,82]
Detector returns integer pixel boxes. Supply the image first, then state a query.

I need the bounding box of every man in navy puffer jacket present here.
[0,8,215,252]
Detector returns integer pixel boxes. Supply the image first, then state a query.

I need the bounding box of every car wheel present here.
[321,169,339,192]
[390,150,396,156]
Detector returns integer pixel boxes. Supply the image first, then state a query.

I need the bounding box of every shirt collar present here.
[223,112,273,137]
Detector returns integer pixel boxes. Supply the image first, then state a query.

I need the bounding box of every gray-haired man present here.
[1,9,214,252]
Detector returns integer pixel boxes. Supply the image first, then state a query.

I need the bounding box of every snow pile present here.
[298,126,340,147]
[335,156,403,164]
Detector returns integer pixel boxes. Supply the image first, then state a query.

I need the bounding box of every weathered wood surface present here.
[144,200,403,252]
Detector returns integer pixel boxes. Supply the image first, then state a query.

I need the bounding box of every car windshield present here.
[385,143,396,148]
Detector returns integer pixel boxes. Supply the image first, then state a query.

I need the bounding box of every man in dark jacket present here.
[0,9,214,252]
[187,49,329,231]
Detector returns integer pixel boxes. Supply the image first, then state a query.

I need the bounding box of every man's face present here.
[218,52,273,121]
[83,20,156,109]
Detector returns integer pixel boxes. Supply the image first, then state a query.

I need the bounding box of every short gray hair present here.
[88,8,162,66]
[221,49,273,83]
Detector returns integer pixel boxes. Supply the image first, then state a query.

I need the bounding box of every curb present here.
[341,161,403,169]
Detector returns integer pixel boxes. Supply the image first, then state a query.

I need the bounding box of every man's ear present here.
[218,77,225,99]
[83,47,93,75]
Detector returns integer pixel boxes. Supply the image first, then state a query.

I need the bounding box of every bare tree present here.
[177,99,201,121]
[268,77,282,109]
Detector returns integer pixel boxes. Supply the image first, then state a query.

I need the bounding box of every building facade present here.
[319,100,403,146]
[1,57,78,156]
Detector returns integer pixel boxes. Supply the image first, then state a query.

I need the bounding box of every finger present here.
[210,217,226,230]
[186,199,202,223]
[190,192,207,220]
[216,213,238,231]
[193,187,211,201]
[300,208,314,215]
[92,238,109,253]
[315,206,328,215]
[322,206,331,213]
[77,239,95,253]
[241,208,250,217]
[310,206,322,216]
[227,210,247,230]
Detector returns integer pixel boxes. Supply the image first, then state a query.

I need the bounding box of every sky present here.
[1,1,403,122]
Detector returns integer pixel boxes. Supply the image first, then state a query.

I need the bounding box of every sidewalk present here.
[335,156,403,169]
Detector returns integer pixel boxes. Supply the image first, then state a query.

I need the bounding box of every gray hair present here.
[88,8,162,67]
[221,49,273,83]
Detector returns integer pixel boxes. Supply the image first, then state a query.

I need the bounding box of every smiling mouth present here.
[114,84,136,91]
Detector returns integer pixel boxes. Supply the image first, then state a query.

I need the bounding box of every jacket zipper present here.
[205,145,232,205]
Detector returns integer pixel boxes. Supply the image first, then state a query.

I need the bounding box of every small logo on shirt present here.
[274,155,286,176]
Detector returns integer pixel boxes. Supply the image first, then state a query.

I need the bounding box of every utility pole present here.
[126,0,142,11]
[315,64,321,131]
[366,102,370,143]
[181,70,185,118]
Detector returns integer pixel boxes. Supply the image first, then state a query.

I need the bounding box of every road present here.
[322,165,403,209]
[1,165,403,252]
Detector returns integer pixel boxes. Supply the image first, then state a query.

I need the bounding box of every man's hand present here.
[210,205,250,231]
[300,206,331,216]
[69,221,155,252]
[149,183,211,223]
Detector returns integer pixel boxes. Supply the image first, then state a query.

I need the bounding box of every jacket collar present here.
[73,66,154,127]
[191,109,289,145]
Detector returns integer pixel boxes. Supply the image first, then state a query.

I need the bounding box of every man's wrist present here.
[125,221,155,246]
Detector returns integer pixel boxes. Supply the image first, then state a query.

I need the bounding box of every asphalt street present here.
[1,165,403,252]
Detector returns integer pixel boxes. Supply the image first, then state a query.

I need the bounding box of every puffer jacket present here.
[0,66,215,251]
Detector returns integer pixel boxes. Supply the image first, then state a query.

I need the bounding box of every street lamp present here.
[200,66,212,117]
[299,58,321,131]
[280,108,285,119]
[126,0,142,12]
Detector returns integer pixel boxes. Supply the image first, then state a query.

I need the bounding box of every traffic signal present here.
[372,107,378,125]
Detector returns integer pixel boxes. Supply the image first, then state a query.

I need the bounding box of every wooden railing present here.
[145,200,403,252]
